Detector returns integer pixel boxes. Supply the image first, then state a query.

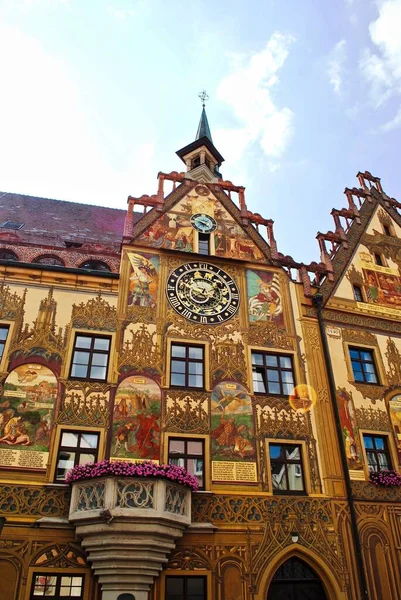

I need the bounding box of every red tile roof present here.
[0,191,129,247]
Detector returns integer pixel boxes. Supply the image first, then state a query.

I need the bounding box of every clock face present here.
[190,213,217,233]
[166,262,240,324]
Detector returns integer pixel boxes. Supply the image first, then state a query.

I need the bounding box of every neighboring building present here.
[0,106,400,600]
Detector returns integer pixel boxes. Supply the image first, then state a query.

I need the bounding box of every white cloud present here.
[360,0,401,112]
[215,32,295,171]
[327,40,347,94]
[0,26,155,204]
[381,103,401,130]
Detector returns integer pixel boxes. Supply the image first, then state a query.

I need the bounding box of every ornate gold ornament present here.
[0,483,70,517]
[10,288,66,362]
[346,264,364,288]
[0,283,26,322]
[342,328,377,346]
[57,390,110,428]
[246,323,294,350]
[165,391,209,433]
[118,324,162,374]
[31,543,87,568]
[349,382,386,402]
[211,338,247,384]
[355,405,391,431]
[71,291,117,331]
[385,337,401,385]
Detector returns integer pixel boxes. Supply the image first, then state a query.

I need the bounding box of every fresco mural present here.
[0,364,57,469]
[358,252,401,311]
[136,211,194,253]
[111,375,161,462]
[135,192,264,261]
[246,269,284,324]
[336,388,363,475]
[389,395,401,464]
[211,382,255,462]
[127,252,159,308]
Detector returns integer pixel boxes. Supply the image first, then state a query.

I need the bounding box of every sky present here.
[0,0,400,263]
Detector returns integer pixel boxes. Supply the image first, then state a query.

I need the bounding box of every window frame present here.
[268,441,306,495]
[374,253,385,267]
[29,572,85,599]
[54,429,100,483]
[0,324,10,363]
[170,342,205,390]
[198,232,210,255]
[353,285,364,302]
[251,351,295,396]
[362,432,392,474]
[165,575,207,600]
[349,346,380,385]
[69,333,111,382]
[168,436,205,491]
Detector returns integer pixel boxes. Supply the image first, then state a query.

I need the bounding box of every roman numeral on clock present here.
[182,309,193,319]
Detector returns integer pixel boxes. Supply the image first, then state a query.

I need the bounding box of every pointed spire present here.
[196,91,213,143]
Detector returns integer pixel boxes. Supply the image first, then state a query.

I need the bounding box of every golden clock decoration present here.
[166,262,240,324]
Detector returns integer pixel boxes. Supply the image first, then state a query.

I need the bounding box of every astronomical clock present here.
[166,261,239,324]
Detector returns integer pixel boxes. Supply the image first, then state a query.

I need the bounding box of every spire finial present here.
[198,90,209,108]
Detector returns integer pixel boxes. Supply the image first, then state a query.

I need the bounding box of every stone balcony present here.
[69,476,192,600]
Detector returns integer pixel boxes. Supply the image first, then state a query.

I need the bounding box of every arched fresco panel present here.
[211,382,257,483]
[246,269,283,325]
[111,375,161,462]
[0,364,57,469]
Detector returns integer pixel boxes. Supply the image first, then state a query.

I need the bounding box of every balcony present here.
[69,469,193,600]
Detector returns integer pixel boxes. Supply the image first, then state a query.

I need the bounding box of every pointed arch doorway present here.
[267,557,328,600]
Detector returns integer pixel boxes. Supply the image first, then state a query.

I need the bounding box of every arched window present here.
[79,260,111,272]
[32,255,65,267]
[0,250,18,261]
[267,557,328,600]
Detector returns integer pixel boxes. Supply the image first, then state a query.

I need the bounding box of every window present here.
[363,434,392,473]
[0,250,18,261]
[269,443,305,493]
[0,325,9,361]
[168,438,205,489]
[349,347,378,384]
[353,285,363,302]
[0,220,24,230]
[79,260,111,272]
[252,352,295,395]
[198,233,210,255]
[165,576,206,600]
[170,344,204,389]
[30,573,84,598]
[192,156,201,169]
[374,253,383,266]
[383,225,392,236]
[55,430,99,481]
[33,255,64,267]
[70,334,111,381]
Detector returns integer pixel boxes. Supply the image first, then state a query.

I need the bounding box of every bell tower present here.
[176,91,224,183]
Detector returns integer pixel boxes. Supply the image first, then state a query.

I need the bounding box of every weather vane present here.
[198,90,209,108]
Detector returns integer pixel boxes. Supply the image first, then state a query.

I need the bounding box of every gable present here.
[132,182,267,262]
[329,204,401,319]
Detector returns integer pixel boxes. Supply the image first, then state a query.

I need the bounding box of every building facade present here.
[0,110,400,600]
